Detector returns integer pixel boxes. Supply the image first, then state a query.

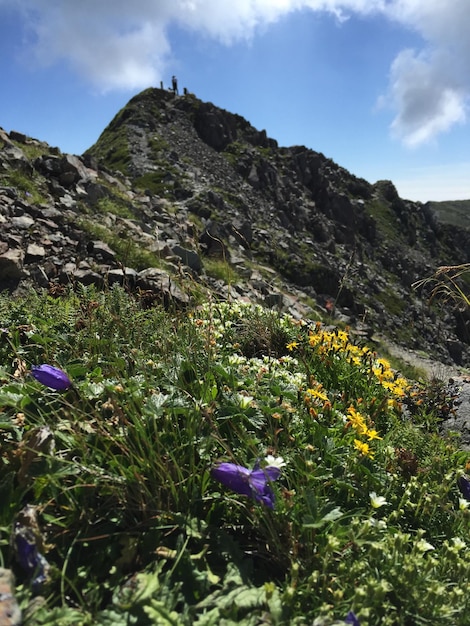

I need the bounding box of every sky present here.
[1,1,470,203]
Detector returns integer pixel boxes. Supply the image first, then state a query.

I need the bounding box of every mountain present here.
[0,87,469,365]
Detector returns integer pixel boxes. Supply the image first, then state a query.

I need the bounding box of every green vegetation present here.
[86,123,131,174]
[0,169,48,205]
[134,170,175,196]
[427,200,470,229]
[414,263,470,310]
[95,196,135,220]
[1,287,469,625]
[11,141,52,162]
[375,287,406,316]
[76,218,162,271]
[203,257,240,284]
[364,198,401,242]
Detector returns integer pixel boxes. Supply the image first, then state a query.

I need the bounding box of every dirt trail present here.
[378,338,466,382]
[377,338,470,450]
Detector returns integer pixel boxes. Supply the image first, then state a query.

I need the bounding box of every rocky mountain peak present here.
[0,87,469,365]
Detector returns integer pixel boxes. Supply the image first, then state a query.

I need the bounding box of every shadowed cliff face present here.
[0,88,469,364]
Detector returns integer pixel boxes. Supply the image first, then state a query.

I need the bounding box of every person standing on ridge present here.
[172,75,178,95]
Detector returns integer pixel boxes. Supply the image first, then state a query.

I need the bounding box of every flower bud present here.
[31,364,72,390]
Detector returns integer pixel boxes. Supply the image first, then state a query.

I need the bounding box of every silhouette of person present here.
[172,75,178,95]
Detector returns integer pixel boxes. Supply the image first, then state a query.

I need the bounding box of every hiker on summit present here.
[172,75,178,95]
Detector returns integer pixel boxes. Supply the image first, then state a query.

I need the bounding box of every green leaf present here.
[143,600,182,625]
[303,506,343,529]
[0,390,25,406]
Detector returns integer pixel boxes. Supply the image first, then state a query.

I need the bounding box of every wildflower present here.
[458,498,469,511]
[369,491,388,509]
[345,611,360,626]
[236,393,254,409]
[416,538,434,552]
[305,385,329,403]
[347,407,368,435]
[14,520,50,591]
[354,439,374,458]
[264,455,286,469]
[365,428,382,441]
[31,364,71,390]
[211,460,281,509]
[452,537,466,550]
[286,341,298,351]
[457,474,470,500]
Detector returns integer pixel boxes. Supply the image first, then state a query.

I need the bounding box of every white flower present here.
[452,537,466,551]
[236,394,254,409]
[265,455,286,469]
[416,539,434,552]
[369,518,388,530]
[369,491,388,509]
[458,498,469,511]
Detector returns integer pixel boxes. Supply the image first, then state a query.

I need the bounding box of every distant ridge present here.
[426,199,470,228]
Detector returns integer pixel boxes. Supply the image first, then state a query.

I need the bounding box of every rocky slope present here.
[0,87,469,367]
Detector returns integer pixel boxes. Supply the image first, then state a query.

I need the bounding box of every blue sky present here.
[1,1,470,203]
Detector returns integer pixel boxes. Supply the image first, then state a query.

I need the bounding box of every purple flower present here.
[31,364,72,390]
[14,525,50,590]
[211,461,281,509]
[345,610,360,625]
[458,474,470,500]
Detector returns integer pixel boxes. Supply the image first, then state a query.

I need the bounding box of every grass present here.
[1,287,469,625]
[0,169,48,205]
[203,257,241,285]
[427,200,470,229]
[76,218,163,271]
[413,263,470,310]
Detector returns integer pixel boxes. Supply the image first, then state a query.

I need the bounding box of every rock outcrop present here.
[0,88,469,366]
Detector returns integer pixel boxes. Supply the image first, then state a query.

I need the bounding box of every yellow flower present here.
[305,386,329,403]
[286,341,299,351]
[365,428,382,441]
[348,355,362,367]
[377,357,391,370]
[347,406,368,435]
[354,439,374,458]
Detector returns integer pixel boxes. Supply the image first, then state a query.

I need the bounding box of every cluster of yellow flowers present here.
[308,325,352,352]
[347,405,382,458]
[372,357,409,397]
[290,323,412,459]
[292,324,410,399]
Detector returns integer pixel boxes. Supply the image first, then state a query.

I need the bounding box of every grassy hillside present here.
[1,286,469,625]
[427,200,470,228]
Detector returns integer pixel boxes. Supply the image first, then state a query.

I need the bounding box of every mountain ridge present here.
[0,87,469,366]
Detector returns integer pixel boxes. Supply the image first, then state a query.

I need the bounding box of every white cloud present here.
[378,0,470,146]
[11,0,175,91]
[387,48,466,147]
[3,0,470,145]
[0,0,394,86]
